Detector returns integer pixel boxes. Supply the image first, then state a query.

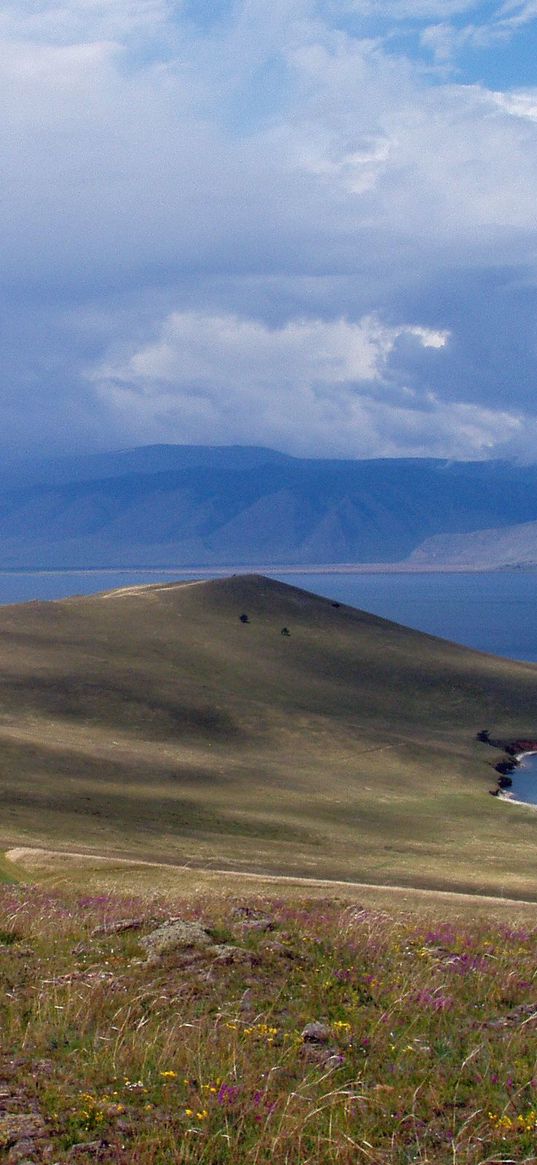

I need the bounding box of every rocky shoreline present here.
[477,731,537,798]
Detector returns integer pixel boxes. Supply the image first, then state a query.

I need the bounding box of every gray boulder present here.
[139,919,213,960]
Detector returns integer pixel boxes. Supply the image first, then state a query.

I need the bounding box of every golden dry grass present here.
[7,845,537,923]
[0,573,535,897]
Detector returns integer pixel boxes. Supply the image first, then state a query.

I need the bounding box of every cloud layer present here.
[2,0,537,459]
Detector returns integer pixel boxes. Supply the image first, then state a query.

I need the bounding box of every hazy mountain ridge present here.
[410,518,537,568]
[0,446,536,567]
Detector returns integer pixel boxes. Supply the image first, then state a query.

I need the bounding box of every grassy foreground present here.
[1,882,537,1164]
[0,574,536,896]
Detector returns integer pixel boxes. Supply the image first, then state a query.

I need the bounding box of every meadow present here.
[0,879,537,1164]
[1,574,537,1161]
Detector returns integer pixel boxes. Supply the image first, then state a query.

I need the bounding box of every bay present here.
[0,567,536,664]
[506,753,537,808]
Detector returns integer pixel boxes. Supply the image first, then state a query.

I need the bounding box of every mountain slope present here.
[410,518,537,568]
[1,452,537,565]
[0,443,293,491]
[0,574,536,896]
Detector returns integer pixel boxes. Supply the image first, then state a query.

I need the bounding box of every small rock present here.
[8,1142,52,1165]
[263,941,297,959]
[0,1115,47,1149]
[7,1145,37,1165]
[92,917,147,937]
[139,919,213,960]
[302,1022,332,1045]
[233,907,275,932]
[66,1140,108,1160]
[233,906,266,920]
[212,944,255,965]
[300,1044,344,1068]
[240,917,275,933]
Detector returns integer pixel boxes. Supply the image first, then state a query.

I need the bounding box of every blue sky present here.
[2,0,537,461]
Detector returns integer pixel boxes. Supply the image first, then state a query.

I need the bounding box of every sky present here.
[3,0,537,462]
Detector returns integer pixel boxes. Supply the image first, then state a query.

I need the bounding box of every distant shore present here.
[0,562,529,577]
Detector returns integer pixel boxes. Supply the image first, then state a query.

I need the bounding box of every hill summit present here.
[0,574,536,896]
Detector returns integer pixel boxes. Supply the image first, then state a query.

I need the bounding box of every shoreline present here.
[0,563,532,577]
[498,750,537,806]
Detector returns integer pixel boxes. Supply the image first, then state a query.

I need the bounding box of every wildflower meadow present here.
[0,886,536,1162]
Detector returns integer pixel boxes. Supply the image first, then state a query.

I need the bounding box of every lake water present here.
[507,753,537,808]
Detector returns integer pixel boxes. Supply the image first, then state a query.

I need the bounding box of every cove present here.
[506,753,537,806]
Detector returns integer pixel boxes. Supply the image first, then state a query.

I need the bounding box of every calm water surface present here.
[507,753,537,808]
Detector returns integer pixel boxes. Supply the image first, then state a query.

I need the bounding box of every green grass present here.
[0,853,23,884]
[2,883,537,1163]
[0,573,536,896]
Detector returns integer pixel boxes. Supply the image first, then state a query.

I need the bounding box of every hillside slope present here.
[0,574,536,895]
[410,518,537,568]
[1,450,537,565]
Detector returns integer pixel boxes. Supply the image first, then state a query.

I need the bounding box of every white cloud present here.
[498,0,537,27]
[418,0,537,64]
[336,1,483,18]
[0,0,174,44]
[0,0,537,458]
[1,0,537,280]
[489,88,537,119]
[96,309,448,386]
[85,308,521,461]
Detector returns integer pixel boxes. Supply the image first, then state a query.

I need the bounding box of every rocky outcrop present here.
[139,919,214,960]
[477,731,537,797]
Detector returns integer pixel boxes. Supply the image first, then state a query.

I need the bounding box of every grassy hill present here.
[0,573,537,897]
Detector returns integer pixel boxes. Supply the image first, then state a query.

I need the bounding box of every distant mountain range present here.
[1,444,537,568]
[409,519,537,569]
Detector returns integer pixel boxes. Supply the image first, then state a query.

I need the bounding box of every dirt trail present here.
[6,847,537,910]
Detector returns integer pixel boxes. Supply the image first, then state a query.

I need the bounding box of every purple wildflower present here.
[217,1083,240,1106]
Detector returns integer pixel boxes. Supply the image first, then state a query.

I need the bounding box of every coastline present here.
[0,563,525,577]
[497,750,537,807]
